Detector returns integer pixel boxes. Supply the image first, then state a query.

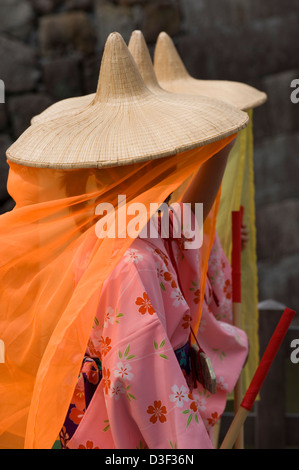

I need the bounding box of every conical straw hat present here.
[30,29,262,126]
[31,29,265,127]
[154,32,267,111]
[32,29,206,125]
[7,32,248,169]
[30,29,192,125]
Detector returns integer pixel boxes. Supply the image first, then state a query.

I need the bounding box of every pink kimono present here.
[58,204,248,449]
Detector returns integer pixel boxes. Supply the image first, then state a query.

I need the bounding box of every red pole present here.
[220,307,296,449]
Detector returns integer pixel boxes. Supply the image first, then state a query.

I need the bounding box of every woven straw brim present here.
[155,76,267,111]
[31,94,94,125]
[7,93,248,169]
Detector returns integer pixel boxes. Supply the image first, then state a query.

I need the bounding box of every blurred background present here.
[0,0,298,448]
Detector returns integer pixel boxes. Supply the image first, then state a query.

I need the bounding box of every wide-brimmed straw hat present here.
[154,32,267,111]
[31,29,266,128]
[7,32,248,169]
[30,29,204,125]
[31,29,204,125]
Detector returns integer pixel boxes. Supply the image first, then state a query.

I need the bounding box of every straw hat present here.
[31,29,206,125]
[7,32,248,169]
[154,32,267,111]
[31,29,266,127]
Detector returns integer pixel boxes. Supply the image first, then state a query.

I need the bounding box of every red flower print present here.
[78,440,99,449]
[190,401,198,413]
[223,279,232,300]
[100,336,112,358]
[163,271,177,289]
[102,367,111,395]
[182,314,192,330]
[135,292,155,315]
[147,400,167,424]
[207,411,220,427]
[69,406,85,425]
[156,266,164,279]
[193,289,200,304]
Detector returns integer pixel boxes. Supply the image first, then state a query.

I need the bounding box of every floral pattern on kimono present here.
[59,204,248,449]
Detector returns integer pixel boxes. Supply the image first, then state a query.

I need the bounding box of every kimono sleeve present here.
[67,246,213,449]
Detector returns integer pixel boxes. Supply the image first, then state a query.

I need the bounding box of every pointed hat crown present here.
[128,30,162,93]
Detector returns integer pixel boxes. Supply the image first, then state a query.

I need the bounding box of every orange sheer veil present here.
[0,134,236,449]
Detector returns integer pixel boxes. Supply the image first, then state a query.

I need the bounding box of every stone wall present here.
[0,0,299,311]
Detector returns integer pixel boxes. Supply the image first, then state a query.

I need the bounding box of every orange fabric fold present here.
[0,135,234,449]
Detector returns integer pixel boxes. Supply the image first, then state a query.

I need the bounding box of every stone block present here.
[82,54,101,94]
[115,0,148,5]
[0,36,39,93]
[179,0,208,36]
[256,199,299,261]
[261,69,299,137]
[180,0,299,33]
[246,0,299,22]
[95,1,140,49]
[0,0,34,40]
[42,56,82,100]
[39,11,97,56]
[175,34,210,80]
[64,0,93,10]
[8,93,54,138]
[30,0,65,14]
[253,132,299,206]
[251,97,273,143]
[257,253,299,312]
[141,1,181,43]
[178,12,299,83]
[0,105,8,132]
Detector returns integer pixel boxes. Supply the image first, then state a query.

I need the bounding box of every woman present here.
[57,140,248,449]
[0,33,248,449]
